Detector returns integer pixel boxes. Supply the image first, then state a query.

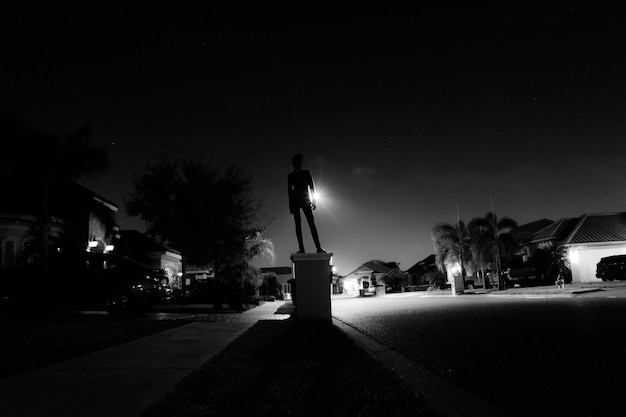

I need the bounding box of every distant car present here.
[596,255,626,281]
[0,252,170,314]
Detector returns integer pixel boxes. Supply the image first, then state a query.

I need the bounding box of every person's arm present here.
[307,171,316,210]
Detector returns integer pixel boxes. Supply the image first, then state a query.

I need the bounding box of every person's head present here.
[292,153,303,169]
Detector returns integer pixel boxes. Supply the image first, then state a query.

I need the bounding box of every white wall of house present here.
[341,270,389,296]
[274,272,293,299]
[148,250,182,278]
[342,276,360,296]
[567,242,626,282]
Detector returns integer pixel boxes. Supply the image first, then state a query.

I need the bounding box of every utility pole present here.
[490,195,503,290]
[456,203,465,285]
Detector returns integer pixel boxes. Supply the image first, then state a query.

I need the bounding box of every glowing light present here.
[450,262,462,276]
[104,245,115,252]
[569,248,579,264]
[88,241,98,248]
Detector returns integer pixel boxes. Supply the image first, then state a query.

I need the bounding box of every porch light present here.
[569,248,579,264]
[450,262,462,276]
[88,240,98,248]
[104,245,114,252]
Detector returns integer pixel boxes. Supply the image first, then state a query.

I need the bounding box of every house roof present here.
[344,261,392,278]
[359,261,392,274]
[260,266,292,275]
[528,212,626,246]
[70,182,119,212]
[510,219,553,243]
[528,218,579,243]
[562,212,626,245]
[405,254,436,274]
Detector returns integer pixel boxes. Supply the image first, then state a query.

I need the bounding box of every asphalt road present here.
[332,291,626,417]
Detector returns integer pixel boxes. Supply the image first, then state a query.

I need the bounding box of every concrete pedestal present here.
[290,252,333,322]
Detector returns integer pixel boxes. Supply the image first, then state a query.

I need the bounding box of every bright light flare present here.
[569,247,579,264]
[310,190,323,204]
[450,262,462,276]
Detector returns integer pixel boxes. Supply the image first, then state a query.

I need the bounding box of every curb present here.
[333,317,513,417]
[571,288,605,294]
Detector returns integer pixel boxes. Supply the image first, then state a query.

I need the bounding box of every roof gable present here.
[528,218,578,243]
[511,219,553,242]
[406,254,436,274]
[261,266,292,275]
[345,261,392,277]
[361,261,392,274]
[563,212,626,244]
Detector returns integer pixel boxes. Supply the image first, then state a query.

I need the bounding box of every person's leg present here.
[293,208,305,252]
[302,205,324,252]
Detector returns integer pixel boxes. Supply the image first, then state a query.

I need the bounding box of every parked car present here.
[596,255,626,281]
[0,252,170,314]
[504,267,537,287]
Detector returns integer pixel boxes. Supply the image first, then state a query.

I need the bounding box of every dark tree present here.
[467,212,517,288]
[431,221,474,278]
[125,154,270,304]
[0,112,109,259]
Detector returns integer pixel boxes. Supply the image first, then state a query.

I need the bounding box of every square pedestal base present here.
[290,252,333,322]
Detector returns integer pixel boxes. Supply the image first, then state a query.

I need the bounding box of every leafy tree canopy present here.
[1,112,109,259]
[125,154,269,273]
[1,112,109,210]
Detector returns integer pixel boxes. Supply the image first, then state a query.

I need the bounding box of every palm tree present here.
[431,221,474,281]
[467,222,493,287]
[245,230,275,263]
[243,231,274,287]
[467,212,518,288]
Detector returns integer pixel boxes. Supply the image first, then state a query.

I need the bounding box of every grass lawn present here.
[490,280,626,294]
[143,318,442,417]
[0,310,186,379]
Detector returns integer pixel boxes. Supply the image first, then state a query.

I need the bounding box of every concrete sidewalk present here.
[0,301,290,417]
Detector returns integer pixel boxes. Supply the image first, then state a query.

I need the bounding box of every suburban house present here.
[510,219,554,252]
[519,218,579,262]
[342,261,407,296]
[1,181,119,269]
[524,212,626,283]
[260,266,293,299]
[116,229,182,287]
[405,254,437,286]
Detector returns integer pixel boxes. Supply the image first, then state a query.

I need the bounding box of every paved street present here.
[332,290,626,417]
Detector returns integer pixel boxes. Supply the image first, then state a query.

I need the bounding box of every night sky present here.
[3,4,626,275]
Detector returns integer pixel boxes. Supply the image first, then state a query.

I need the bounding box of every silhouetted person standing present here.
[288,153,325,253]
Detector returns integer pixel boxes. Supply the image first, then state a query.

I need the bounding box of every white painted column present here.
[290,252,333,322]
